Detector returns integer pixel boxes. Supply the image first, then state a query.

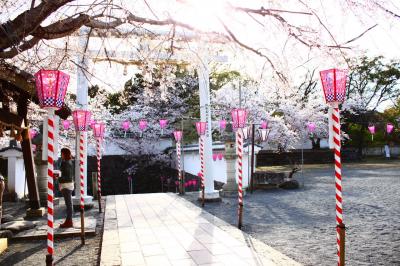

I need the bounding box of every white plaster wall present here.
[181,145,257,189]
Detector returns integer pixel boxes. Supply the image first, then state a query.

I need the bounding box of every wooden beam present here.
[0,63,36,96]
[21,128,41,210]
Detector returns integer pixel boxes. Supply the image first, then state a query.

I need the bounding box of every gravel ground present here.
[183,162,400,266]
[0,198,104,266]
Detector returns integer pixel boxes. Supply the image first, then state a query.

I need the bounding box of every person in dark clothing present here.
[58,148,74,228]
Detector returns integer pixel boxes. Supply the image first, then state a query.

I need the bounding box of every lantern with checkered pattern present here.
[34,70,70,109]
[72,110,91,132]
[320,69,348,104]
[34,69,70,265]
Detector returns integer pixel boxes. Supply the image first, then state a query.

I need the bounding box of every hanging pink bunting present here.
[159,119,168,135]
[122,120,130,131]
[62,120,70,130]
[219,119,227,131]
[307,122,316,134]
[261,120,268,129]
[90,119,96,128]
[159,119,168,128]
[139,119,148,131]
[368,125,375,141]
[122,120,130,138]
[387,123,394,134]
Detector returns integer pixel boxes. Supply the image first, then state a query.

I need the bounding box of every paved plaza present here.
[101,193,301,266]
[184,162,400,266]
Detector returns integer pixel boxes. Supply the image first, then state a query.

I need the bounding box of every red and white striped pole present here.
[176,141,182,194]
[46,110,55,266]
[332,104,345,265]
[199,136,205,207]
[96,137,102,213]
[79,132,85,245]
[236,129,244,229]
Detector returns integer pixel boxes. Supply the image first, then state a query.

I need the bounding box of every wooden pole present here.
[21,128,41,209]
[338,223,346,266]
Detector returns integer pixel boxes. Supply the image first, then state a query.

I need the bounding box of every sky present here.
[79,0,400,94]
[2,0,400,109]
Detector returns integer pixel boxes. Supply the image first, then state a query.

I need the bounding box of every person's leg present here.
[63,188,73,220]
[60,188,73,228]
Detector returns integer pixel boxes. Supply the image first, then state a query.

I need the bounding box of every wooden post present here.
[338,223,346,266]
[21,128,41,209]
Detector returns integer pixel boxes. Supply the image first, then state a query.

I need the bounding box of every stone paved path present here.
[101,193,301,266]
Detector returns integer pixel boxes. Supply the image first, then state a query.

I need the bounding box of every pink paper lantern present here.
[72,110,91,132]
[219,119,227,131]
[62,120,70,130]
[197,172,202,178]
[196,122,207,136]
[320,68,348,104]
[173,130,183,142]
[387,123,394,134]
[90,119,96,128]
[139,119,148,131]
[212,153,218,161]
[218,153,223,160]
[122,120,130,131]
[368,125,375,135]
[34,70,70,109]
[307,122,316,133]
[29,129,37,139]
[231,108,248,129]
[159,119,168,129]
[261,120,268,129]
[93,122,106,138]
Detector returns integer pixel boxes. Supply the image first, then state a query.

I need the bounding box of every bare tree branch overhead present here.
[0,0,398,87]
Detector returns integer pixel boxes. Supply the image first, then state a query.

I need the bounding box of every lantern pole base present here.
[46,254,53,266]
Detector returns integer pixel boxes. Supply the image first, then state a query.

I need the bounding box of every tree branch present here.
[218,18,288,84]
[0,0,73,50]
